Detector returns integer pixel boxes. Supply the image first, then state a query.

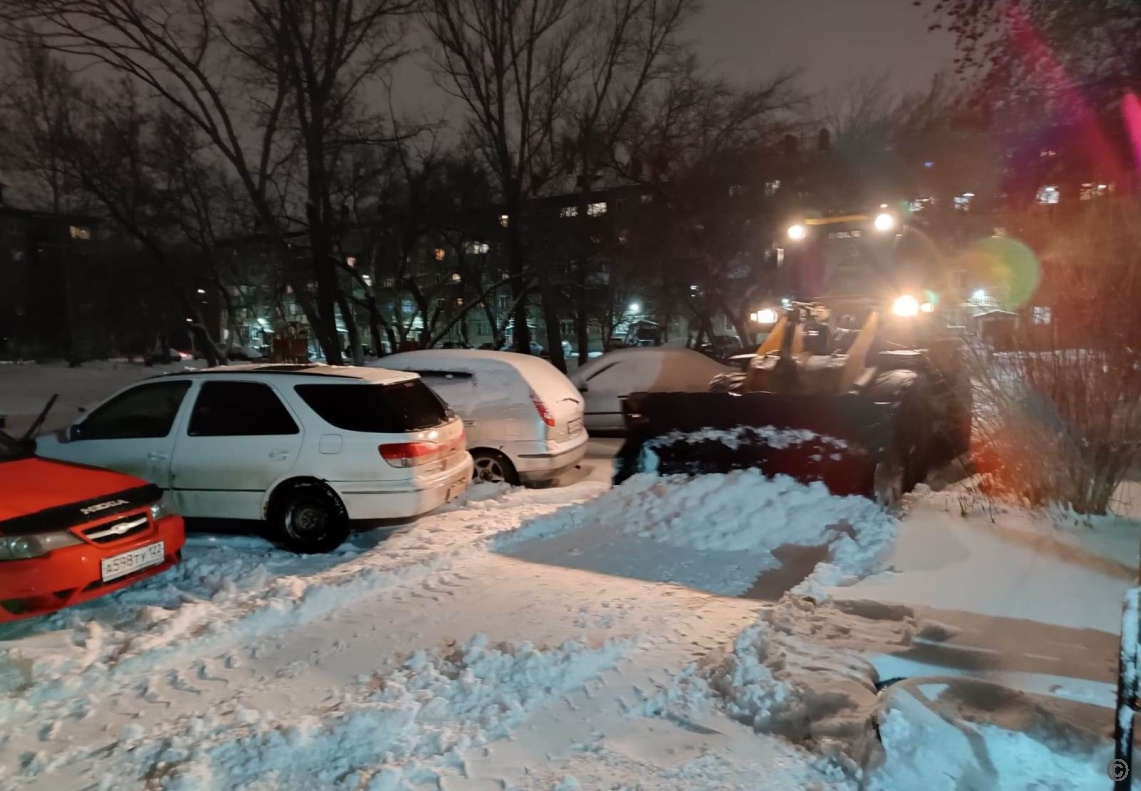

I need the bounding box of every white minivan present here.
[377,350,587,485]
[35,365,473,553]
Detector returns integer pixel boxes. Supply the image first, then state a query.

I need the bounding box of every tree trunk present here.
[335,289,364,365]
[505,196,531,353]
[537,262,566,371]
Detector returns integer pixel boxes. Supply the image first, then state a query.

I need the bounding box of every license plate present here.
[569,418,583,436]
[101,542,165,583]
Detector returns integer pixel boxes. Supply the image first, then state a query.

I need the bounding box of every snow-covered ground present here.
[1,363,1136,789]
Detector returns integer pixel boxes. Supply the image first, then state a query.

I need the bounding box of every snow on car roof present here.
[569,346,729,381]
[378,349,553,376]
[157,364,417,384]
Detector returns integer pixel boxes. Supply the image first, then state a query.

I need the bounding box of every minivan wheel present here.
[471,450,519,485]
[270,482,350,554]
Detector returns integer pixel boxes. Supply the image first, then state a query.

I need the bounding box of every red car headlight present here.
[0,532,83,561]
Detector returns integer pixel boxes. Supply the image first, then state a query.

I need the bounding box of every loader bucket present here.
[614,391,898,497]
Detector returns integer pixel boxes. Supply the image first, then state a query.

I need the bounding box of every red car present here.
[0,430,185,623]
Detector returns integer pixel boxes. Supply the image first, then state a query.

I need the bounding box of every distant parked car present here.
[697,334,747,362]
[1,428,185,622]
[377,350,587,485]
[568,347,732,433]
[35,365,472,553]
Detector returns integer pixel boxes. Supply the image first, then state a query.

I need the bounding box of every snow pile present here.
[608,471,888,556]
[498,471,895,596]
[640,595,929,774]
[869,681,1109,791]
[645,426,847,453]
[8,634,629,791]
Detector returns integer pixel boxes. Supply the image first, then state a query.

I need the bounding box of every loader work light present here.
[892,294,920,317]
[873,212,896,233]
[751,307,780,325]
[787,223,807,241]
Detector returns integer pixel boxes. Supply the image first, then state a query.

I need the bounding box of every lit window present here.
[559,206,578,218]
[992,227,1007,237]
[465,241,490,255]
[450,272,461,282]
[362,274,372,286]
[1036,186,1060,205]
[499,213,509,227]
[618,230,628,245]
[953,193,974,211]
[1032,306,1052,325]
[764,180,781,196]
[69,225,91,240]
[728,184,745,197]
[639,193,653,204]
[587,201,607,217]
[1079,183,1112,201]
[381,276,395,288]
[909,197,932,212]
[924,161,935,169]
[1039,149,1058,159]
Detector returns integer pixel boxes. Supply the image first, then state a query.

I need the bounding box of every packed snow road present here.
[0,460,891,790]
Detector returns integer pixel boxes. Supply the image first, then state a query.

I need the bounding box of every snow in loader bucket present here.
[614,391,898,497]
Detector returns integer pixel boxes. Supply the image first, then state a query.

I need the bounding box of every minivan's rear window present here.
[294,380,450,432]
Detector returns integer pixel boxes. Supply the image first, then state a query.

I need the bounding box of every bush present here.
[967,201,1141,515]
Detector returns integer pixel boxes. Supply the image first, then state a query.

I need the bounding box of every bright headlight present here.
[787,223,807,241]
[0,532,83,561]
[752,307,780,325]
[892,295,920,317]
[149,494,175,522]
[873,212,896,232]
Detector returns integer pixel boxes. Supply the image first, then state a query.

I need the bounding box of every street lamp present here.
[627,301,641,314]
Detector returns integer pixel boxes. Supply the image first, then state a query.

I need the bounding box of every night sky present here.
[393,0,956,118]
[690,0,955,94]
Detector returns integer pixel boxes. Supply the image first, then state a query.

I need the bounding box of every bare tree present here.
[1,0,416,364]
[562,0,694,363]
[424,0,585,369]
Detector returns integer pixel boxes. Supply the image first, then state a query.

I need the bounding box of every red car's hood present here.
[0,457,152,524]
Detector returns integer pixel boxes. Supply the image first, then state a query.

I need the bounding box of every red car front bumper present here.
[0,512,185,623]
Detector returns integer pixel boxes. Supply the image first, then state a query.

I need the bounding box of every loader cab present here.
[782,207,941,308]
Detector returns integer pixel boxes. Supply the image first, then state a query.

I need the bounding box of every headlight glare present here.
[874,212,896,232]
[787,223,807,241]
[891,295,920,317]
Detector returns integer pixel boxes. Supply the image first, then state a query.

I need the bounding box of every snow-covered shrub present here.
[967,201,1141,515]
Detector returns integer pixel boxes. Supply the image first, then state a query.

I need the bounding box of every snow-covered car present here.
[376,350,587,485]
[35,365,473,553]
[568,347,732,433]
[1,429,185,622]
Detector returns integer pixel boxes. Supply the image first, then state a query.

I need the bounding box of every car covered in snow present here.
[0,429,185,622]
[35,365,473,553]
[376,350,587,485]
[568,347,732,433]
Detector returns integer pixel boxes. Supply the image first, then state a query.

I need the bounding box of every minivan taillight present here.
[379,428,464,468]
[530,390,555,427]
[379,442,442,467]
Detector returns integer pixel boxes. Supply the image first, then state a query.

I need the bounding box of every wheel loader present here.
[613,207,972,504]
